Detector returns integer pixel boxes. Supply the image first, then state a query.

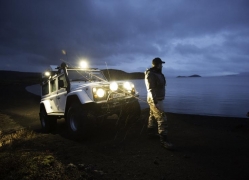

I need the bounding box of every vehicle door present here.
[41,81,55,114]
[56,74,68,112]
[49,78,59,112]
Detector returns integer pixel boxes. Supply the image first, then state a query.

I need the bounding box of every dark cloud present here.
[0,0,249,75]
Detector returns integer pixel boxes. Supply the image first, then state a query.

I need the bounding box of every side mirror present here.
[59,80,65,88]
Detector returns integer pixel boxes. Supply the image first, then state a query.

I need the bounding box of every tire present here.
[40,109,57,133]
[66,103,90,138]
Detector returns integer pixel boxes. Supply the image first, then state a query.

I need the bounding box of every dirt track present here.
[1,81,249,179]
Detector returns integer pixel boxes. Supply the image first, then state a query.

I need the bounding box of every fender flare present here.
[65,90,94,117]
[40,101,52,114]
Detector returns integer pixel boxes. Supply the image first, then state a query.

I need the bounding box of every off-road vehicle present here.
[39,63,141,137]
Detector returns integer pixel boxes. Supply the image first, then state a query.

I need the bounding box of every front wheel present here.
[121,100,141,127]
[66,103,94,138]
[40,109,57,133]
[67,103,83,136]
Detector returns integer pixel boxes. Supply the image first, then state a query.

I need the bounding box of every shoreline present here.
[142,107,249,120]
[25,83,249,119]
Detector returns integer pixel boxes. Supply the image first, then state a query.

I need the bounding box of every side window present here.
[58,74,68,89]
[50,79,57,92]
[42,82,49,95]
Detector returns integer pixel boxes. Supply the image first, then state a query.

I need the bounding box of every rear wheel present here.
[40,108,57,133]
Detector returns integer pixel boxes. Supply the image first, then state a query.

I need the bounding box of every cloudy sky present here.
[1,0,249,77]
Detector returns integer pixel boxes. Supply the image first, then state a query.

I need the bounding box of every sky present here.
[0,0,249,77]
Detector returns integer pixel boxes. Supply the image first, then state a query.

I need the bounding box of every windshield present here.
[67,70,107,82]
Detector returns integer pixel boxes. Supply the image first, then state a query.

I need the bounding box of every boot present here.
[160,135,174,150]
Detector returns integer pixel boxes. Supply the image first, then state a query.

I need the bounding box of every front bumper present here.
[95,97,138,114]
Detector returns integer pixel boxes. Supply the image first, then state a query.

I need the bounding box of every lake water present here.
[26,76,249,118]
[132,76,249,118]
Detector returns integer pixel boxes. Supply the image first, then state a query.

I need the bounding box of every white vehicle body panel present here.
[42,99,54,114]
[67,89,93,104]
[56,88,67,112]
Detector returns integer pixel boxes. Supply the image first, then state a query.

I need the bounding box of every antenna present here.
[105,62,111,81]
[61,50,75,68]
[62,50,69,62]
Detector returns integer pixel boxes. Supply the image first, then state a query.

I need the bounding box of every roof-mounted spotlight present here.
[44,71,51,76]
[80,61,88,68]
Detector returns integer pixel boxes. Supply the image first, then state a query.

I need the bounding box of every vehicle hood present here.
[70,81,109,91]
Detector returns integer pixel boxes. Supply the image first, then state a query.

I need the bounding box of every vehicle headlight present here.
[44,71,51,76]
[110,82,118,91]
[123,82,134,91]
[96,88,105,98]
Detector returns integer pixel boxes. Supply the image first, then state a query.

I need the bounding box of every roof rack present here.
[49,65,60,72]
[67,67,99,70]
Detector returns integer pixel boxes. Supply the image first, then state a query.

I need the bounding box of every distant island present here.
[177,74,201,78]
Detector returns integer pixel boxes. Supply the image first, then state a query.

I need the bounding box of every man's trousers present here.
[147,100,168,136]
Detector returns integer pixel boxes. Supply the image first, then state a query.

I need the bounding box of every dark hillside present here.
[101,69,144,80]
[0,71,40,79]
[0,70,144,85]
[0,71,41,85]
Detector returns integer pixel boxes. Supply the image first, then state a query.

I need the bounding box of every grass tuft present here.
[0,128,36,147]
[0,129,100,179]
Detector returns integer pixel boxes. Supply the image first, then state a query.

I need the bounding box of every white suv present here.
[39,63,141,136]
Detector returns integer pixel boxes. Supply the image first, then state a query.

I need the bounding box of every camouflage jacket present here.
[144,67,166,105]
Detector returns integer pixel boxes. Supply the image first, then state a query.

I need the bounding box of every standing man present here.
[145,57,174,150]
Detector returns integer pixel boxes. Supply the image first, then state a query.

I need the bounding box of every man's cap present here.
[152,57,165,65]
